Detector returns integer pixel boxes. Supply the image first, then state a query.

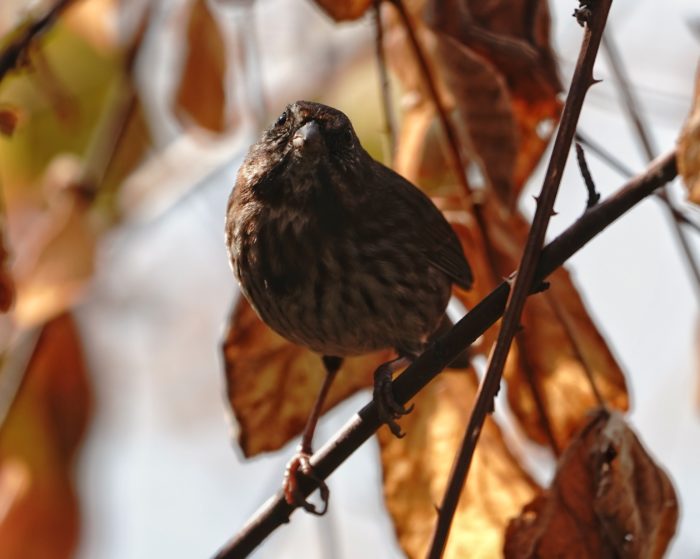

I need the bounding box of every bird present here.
[225,100,472,514]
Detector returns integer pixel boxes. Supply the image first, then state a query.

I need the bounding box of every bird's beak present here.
[292,120,322,152]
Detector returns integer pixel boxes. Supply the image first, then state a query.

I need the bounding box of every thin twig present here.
[575,130,635,177]
[0,0,76,83]
[389,0,473,202]
[427,2,613,556]
[603,31,700,300]
[373,0,396,161]
[213,149,677,559]
[577,131,700,234]
[575,142,600,209]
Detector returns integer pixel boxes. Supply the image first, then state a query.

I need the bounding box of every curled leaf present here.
[379,371,539,558]
[222,297,391,456]
[505,410,678,559]
[678,65,700,204]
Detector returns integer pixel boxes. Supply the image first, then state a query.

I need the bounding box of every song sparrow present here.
[226,101,472,514]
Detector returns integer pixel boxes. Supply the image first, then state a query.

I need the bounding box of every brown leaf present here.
[11,156,98,327]
[222,297,392,456]
[313,0,373,21]
[678,65,700,204]
[429,0,561,98]
[0,313,92,559]
[446,194,628,448]
[379,371,539,558]
[481,196,629,448]
[174,0,228,133]
[388,14,518,202]
[390,0,561,202]
[505,410,678,558]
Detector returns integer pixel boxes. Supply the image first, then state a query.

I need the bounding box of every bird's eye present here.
[343,128,353,145]
[275,110,288,127]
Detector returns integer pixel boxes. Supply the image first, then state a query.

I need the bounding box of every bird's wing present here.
[378,163,473,290]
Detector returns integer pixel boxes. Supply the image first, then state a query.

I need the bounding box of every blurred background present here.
[0,0,699,557]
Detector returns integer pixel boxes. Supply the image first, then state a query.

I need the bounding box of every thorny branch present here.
[0,0,76,84]
[427,1,613,556]
[213,149,677,558]
[400,0,564,446]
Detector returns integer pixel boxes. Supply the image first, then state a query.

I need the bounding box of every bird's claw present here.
[283,450,329,516]
[373,364,414,438]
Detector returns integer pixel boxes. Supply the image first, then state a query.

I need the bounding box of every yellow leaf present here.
[379,371,539,558]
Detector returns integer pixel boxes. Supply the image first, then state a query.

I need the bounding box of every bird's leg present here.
[373,354,416,438]
[283,355,342,515]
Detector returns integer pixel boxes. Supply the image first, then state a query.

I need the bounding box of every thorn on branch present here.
[573,1,594,27]
[575,142,600,210]
[533,280,550,294]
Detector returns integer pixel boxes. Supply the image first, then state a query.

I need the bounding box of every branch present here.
[427,2,613,555]
[373,0,396,161]
[0,0,75,83]
[575,142,600,209]
[213,149,677,559]
[602,30,700,299]
[577,131,700,234]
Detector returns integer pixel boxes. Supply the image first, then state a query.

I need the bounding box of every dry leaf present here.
[313,0,373,21]
[388,14,518,202]
[391,0,561,202]
[505,410,678,558]
[174,0,228,133]
[222,297,392,456]
[379,371,539,558]
[678,65,700,204]
[443,194,628,449]
[476,195,629,448]
[11,156,98,327]
[0,313,92,559]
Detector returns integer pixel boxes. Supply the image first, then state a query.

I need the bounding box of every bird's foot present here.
[373,361,414,438]
[283,449,329,516]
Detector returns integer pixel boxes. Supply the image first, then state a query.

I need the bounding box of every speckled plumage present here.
[226,101,471,359]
